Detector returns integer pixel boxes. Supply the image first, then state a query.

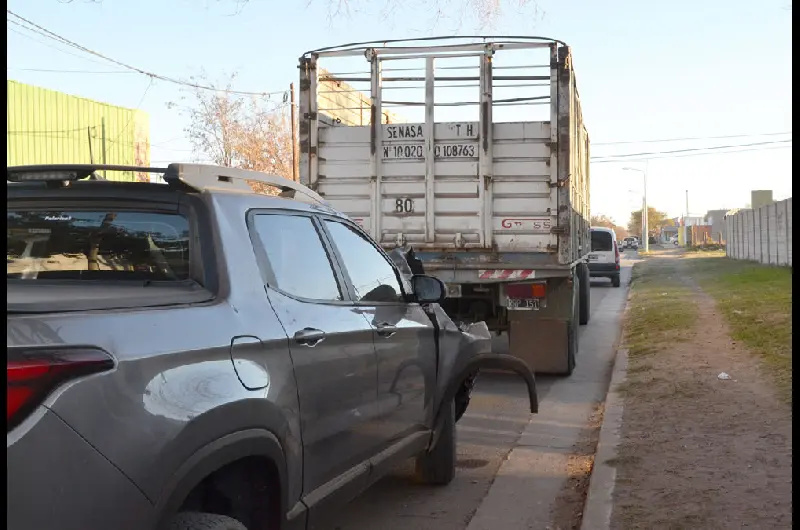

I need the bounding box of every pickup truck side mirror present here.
[411,274,446,304]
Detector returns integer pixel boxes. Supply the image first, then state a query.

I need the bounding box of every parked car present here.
[587,226,621,287]
[6,164,538,530]
[622,237,639,251]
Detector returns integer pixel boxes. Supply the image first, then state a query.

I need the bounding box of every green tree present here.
[628,207,672,237]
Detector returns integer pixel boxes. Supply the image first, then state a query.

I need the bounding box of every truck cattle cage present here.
[298,37,592,376]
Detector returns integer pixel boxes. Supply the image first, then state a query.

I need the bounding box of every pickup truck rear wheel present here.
[170,512,248,530]
[416,399,456,486]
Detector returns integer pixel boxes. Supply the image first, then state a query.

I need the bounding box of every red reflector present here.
[506,282,547,299]
[7,348,114,431]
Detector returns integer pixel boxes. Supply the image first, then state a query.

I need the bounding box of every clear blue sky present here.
[7,0,792,225]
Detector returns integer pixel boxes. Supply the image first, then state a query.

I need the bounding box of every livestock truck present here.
[298,37,592,376]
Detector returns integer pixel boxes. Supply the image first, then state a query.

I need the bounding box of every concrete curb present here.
[579,347,629,530]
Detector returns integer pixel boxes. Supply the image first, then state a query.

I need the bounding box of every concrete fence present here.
[725,198,792,266]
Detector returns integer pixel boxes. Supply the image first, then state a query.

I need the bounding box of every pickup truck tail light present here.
[7,348,114,432]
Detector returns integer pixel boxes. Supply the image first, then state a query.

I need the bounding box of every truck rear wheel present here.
[566,320,577,376]
[578,263,591,325]
[563,272,580,376]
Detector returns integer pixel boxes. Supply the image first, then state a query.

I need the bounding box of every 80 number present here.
[395,198,414,213]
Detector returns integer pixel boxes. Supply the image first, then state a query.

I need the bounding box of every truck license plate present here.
[507,298,540,310]
[588,254,598,261]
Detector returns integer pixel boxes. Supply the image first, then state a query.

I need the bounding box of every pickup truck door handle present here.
[293,328,326,347]
[375,322,397,338]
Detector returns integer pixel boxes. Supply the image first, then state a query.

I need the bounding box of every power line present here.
[590,140,791,160]
[6,126,95,134]
[110,78,155,144]
[6,26,113,68]
[7,67,135,74]
[7,10,287,98]
[592,142,792,163]
[593,131,792,146]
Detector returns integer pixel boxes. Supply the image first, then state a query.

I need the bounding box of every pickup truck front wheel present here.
[416,399,456,486]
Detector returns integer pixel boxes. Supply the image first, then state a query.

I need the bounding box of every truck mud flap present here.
[428,354,538,451]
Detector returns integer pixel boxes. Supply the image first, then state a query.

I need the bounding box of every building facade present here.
[6,80,150,182]
[704,209,729,243]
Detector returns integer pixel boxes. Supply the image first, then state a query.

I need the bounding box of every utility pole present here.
[87,126,94,164]
[684,189,689,246]
[623,164,649,252]
[685,189,689,218]
[290,83,299,182]
[101,117,107,179]
[643,161,649,252]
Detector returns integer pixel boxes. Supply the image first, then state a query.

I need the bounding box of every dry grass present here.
[682,252,792,403]
[623,257,697,358]
[609,250,792,530]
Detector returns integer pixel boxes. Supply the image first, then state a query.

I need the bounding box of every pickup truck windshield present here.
[7,209,191,281]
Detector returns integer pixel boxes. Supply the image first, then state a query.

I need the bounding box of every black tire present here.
[169,512,248,530]
[416,399,456,485]
[565,319,577,376]
[561,273,579,377]
[578,263,591,325]
[612,274,621,288]
[454,372,478,422]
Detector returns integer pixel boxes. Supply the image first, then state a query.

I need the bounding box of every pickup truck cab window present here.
[249,213,343,301]
[323,220,405,304]
[6,209,190,281]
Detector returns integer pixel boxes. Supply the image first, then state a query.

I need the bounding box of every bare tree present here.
[170,73,294,182]
[218,0,535,27]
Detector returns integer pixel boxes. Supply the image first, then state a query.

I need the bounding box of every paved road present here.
[326,256,636,530]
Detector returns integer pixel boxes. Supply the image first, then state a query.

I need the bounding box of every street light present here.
[623,165,649,252]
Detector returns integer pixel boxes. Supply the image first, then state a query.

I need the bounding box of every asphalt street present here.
[326,253,637,530]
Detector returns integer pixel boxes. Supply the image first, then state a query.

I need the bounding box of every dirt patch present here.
[610,251,792,530]
[550,402,605,530]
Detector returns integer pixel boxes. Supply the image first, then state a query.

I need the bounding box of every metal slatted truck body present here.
[299,37,592,375]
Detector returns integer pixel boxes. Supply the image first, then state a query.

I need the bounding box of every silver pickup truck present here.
[6,163,537,530]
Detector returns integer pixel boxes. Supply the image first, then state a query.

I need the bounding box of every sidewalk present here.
[465,262,632,530]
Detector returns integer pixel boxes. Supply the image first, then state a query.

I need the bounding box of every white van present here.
[588,227,621,287]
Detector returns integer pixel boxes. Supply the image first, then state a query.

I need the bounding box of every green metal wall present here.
[6,80,150,182]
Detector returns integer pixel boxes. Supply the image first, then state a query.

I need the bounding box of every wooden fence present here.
[725,198,792,266]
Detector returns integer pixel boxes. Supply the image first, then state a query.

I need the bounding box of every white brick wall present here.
[725,198,792,266]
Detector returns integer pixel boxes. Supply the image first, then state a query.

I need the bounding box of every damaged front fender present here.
[386,247,538,451]
[428,306,538,451]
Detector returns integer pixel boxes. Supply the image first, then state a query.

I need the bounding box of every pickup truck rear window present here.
[7,210,191,281]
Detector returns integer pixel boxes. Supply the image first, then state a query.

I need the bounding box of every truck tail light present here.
[614,241,620,263]
[7,348,114,432]
[506,282,547,299]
